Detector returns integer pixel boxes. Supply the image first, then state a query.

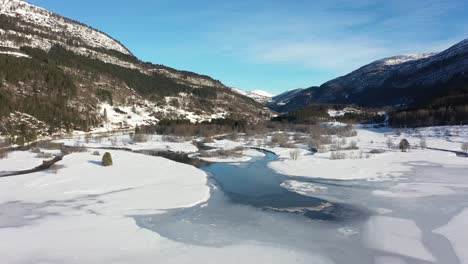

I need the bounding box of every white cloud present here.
[205,0,468,75]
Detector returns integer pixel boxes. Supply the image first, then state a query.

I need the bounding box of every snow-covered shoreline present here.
[268,126,468,181]
[0,149,212,263]
[0,124,467,263]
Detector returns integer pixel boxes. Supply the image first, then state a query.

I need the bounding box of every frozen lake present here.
[135,151,468,263]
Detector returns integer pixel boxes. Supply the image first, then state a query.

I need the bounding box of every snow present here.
[364,216,435,262]
[0,50,30,58]
[0,144,332,263]
[54,134,198,153]
[269,126,468,181]
[231,88,273,104]
[327,108,361,117]
[205,139,245,150]
[0,151,44,171]
[0,150,210,211]
[100,103,158,130]
[197,149,265,163]
[372,182,462,198]
[374,256,407,264]
[0,150,243,263]
[270,150,411,181]
[380,54,436,66]
[251,90,274,97]
[1,125,468,262]
[0,0,131,55]
[280,180,328,196]
[320,121,348,127]
[95,100,232,130]
[434,208,468,264]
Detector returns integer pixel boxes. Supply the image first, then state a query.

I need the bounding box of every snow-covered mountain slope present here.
[0,0,272,136]
[251,90,274,97]
[231,88,273,104]
[0,0,133,65]
[0,0,231,89]
[0,0,130,55]
[267,88,304,112]
[273,38,468,111]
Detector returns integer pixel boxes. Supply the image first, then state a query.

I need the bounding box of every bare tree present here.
[386,138,394,149]
[420,139,427,149]
[462,142,468,153]
[289,149,300,160]
[330,151,346,160]
[271,133,290,147]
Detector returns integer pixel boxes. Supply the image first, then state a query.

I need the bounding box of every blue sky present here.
[28,0,468,95]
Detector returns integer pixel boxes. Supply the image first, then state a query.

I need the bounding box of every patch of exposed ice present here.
[280,180,328,196]
[364,216,435,262]
[372,183,458,198]
[434,208,468,264]
[374,256,407,264]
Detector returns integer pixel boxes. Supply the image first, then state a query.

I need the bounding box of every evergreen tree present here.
[399,139,410,152]
[102,152,113,166]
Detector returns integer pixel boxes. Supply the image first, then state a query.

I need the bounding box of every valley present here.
[1,0,468,263]
[0,124,467,263]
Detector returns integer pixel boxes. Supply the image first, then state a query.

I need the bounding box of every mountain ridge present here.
[0,0,271,138]
[270,38,468,114]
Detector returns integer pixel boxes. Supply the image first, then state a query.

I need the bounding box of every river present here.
[134,151,468,263]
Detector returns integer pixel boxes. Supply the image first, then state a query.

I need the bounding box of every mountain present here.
[267,88,304,112]
[0,0,271,137]
[272,39,468,113]
[231,88,273,104]
[251,90,274,98]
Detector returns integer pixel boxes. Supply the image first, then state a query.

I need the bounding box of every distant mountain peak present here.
[268,37,468,112]
[0,0,272,135]
[376,53,437,66]
[231,88,273,104]
[250,90,274,98]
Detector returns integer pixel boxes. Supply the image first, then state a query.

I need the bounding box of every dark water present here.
[203,152,369,221]
[133,151,468,263]
[133,151,376,263]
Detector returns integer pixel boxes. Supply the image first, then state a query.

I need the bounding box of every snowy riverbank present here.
[0,150,212,263]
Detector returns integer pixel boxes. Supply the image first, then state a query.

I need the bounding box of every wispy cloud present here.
[205,0,468,78]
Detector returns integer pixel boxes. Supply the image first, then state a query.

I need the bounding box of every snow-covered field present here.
[54,134,198,153]
[0,150,213,263]
[269,126,468,181]
[0,125,467,263]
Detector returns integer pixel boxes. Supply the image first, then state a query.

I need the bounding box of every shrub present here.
[0,142,8,159]
[271,133,290,147]
[36,152,53,159]
[0,150,8,159]
[228,132,238,140]
[102,152,113,166]
[369,149,385,154]
[347,140,358,150]
[15,136,25,146]
[399,139,410,152]
[386,138,394,149]
[289,149,300,160]
[203,137,215,143]
[462,142,468,153]
[132,133,148,143]
[31,147,42,154]
[330,151,346,160]
[92,151,100,156]
[420,139,427,149]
